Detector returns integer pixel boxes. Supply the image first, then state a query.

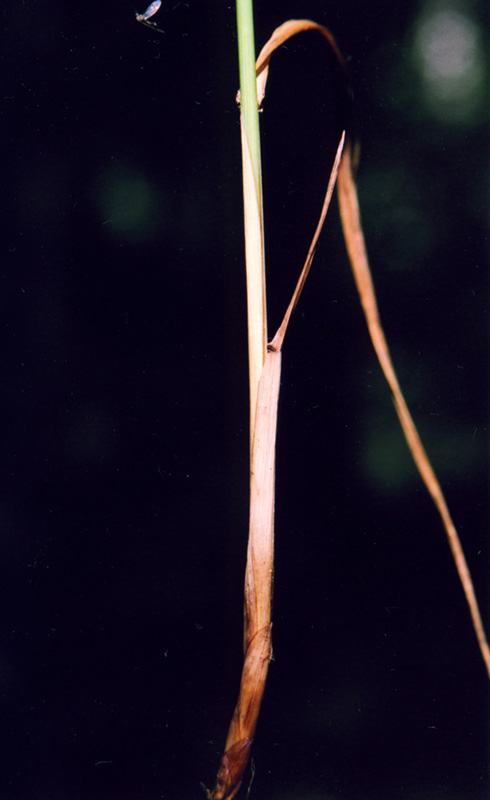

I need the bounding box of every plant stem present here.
[236,0,261,196]
[236,0,267,445]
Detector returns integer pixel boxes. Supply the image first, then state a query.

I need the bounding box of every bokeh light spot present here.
[412,2,485,124]
[93,164,165,242]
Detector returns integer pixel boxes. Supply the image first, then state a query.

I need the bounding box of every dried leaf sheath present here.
[209,348,280,800]
[244,346,281,649]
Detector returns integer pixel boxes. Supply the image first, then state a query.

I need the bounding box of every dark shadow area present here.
[1,1,488,798]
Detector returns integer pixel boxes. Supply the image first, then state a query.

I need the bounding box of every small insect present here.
[135,1,164,33]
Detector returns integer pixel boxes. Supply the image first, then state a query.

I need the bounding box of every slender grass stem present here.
[236,0,267,445]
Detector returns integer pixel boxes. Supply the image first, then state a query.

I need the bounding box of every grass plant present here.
[206,6,490,800]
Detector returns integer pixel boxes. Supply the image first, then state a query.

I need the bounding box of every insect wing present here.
[142,0,162,20]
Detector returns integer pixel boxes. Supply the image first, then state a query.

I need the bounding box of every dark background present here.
[1,1,488,798]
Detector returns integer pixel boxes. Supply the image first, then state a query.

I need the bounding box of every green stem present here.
[236,0,267,443]
[236,0,262,198]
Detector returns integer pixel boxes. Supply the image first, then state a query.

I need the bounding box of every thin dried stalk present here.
[240,114,267,446]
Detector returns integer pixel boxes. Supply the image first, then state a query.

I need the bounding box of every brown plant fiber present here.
[208,17,489,800]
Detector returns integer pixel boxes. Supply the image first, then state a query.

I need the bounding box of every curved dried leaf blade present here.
[337,144,490,678]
